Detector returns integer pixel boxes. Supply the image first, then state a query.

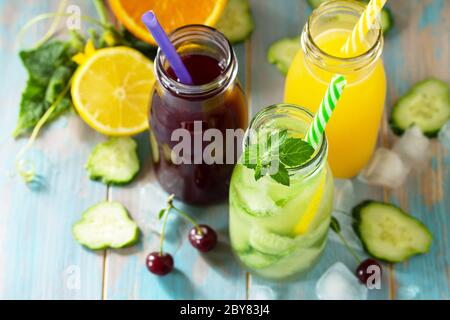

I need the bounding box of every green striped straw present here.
[305,74,347,149]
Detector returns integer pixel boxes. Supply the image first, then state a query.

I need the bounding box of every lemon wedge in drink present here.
[293,171,327,235]
[71,47,155,136]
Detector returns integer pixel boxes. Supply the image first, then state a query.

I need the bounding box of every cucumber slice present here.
[73,201,140,250]
[267,37,300,75]
[353,201,432,263]
[249,226,296,256]
[389,79,450,137]
[216,0,254,44]
[306,1,394,34]
[238,250,279,269]
[380,7,394,34]
[86,137,140,185]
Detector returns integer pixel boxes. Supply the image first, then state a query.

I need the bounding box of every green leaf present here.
[270,163,290,186]
[330,217,341,233]
[14,40,80,137]
[254,163,263,181]
[242,144,258,169]
[158,209,167,220]
[280,138,315,167]
[241,128,315,186]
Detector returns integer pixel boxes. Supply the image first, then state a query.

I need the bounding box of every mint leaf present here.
[280,138,315,167]
[243,144,258,169]
[242,129,315,186]
[254,163,263,181]
[270,163,290,186]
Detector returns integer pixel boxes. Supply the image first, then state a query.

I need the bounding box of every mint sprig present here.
[242,129,314,186]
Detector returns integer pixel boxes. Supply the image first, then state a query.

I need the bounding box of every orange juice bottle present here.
[285,0,386,178]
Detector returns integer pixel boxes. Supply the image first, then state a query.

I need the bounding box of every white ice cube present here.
[359,148,410,188]
[438,120,450,150]
[393,126,431,170]
[251,286,277,300]
[333,179,356,214]
[316,262,368,300]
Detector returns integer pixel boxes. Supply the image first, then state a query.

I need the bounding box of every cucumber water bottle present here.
[229,104,334,280]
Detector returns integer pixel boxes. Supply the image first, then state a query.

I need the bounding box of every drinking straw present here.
[342,0,387,54]
[305,75,347,149]
[142,11,193,85]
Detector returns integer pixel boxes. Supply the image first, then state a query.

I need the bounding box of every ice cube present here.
[333,179,356,214]
[438,120,450,150]
[393,126,431,170]
[359,148,410,188]
[251,285,277,300]
[316,262,368,300]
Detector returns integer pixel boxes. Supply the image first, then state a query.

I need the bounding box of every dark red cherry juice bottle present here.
[150,25,248,205]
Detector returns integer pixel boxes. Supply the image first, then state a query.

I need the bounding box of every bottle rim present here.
[155,24,237,97]
[303,0,383,72]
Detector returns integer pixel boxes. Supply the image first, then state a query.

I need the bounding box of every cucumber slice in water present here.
[73,201,140,250]
[86,137,140,185]
[267,37,300,75]
[389,79,450,137]
[353,201,432,263]
[249,226,296,256]
[216,0,254,44]
[238,250,279,269]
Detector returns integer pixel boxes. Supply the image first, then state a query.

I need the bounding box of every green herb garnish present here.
[242,129,314,186]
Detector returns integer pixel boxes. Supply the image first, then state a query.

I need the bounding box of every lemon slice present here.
[293,171,327,235]
[71,47,155,136]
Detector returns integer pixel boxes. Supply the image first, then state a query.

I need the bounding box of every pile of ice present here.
[359,126,432,188]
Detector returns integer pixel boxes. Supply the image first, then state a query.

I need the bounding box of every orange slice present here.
[109,0,228,45]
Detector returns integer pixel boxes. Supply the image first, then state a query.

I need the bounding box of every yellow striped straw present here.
[342,0,387,54]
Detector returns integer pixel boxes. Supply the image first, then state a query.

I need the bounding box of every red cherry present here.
[146,252,174,276]
[189,225,218,252]
[356,258,382,285]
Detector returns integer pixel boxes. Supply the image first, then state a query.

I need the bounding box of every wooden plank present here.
[104,45,249,300]
[0,0,105,299]
[385,0,450,300]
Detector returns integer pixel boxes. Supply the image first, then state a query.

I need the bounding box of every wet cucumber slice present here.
[389,79,450,137]
[267,37,300,75]
[352,201,432,263]
[216,0,254,44]
[380,7,394,34]
[86,137,140,185]
[306,0,393,34]
[249,226,296,256]
[73,201,140,250]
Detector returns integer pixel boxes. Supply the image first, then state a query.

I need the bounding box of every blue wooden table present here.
[0,0,449,300]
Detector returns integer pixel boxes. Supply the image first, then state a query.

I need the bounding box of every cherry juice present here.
[150,52,248,205]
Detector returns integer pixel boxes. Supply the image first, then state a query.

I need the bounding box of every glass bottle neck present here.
[301,0,384,76]
[245,104,328,178]
[155,25,238,98]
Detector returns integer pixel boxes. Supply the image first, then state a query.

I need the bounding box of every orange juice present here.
[285,1,386,178]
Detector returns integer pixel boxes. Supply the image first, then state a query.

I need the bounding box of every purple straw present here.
[142,11,193,85]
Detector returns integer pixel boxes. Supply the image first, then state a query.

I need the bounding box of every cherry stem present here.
[171,206,202,234]
[159,208,170,255]
[336,232,361,264]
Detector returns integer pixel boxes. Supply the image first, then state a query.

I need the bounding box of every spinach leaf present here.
[14,39,80,138]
